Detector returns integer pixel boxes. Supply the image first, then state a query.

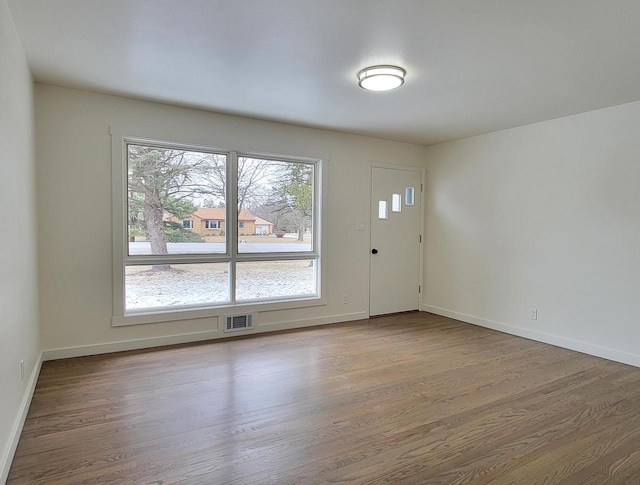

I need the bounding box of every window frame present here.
[182,219,194,229]
[111,131,326,326]
[205,220,219,229]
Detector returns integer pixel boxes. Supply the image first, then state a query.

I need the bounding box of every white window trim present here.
[111,129,327,326]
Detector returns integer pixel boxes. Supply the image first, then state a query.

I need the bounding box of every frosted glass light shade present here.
[358,65,406,91]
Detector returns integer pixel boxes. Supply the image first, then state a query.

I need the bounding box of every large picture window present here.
[113,137,322,322]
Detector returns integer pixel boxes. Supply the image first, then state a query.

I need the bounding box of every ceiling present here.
[7,0,640,146]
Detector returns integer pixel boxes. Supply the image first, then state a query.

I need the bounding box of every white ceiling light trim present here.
[357,65,406,91]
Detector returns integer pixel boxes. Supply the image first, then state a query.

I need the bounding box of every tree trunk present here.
[144,206,170,270]
[297,212,305,242]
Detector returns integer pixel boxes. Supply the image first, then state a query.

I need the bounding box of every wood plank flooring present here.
[8,312,640,484]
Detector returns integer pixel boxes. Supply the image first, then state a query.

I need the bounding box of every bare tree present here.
[202,156,270,213]
[237,157,269,211]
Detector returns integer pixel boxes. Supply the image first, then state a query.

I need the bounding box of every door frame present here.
[368,162,426,316]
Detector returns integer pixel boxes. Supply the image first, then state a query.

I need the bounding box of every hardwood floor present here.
[8,312,640,484]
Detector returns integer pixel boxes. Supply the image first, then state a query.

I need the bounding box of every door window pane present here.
[405,187,415,206]
[378,200,388,219]
[392,193,402,212]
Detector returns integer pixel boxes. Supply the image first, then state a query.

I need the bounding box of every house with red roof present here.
[170,208,273,237]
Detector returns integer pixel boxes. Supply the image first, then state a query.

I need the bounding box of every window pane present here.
[125,263,230,312]
[127,144,227,256]
[237,157,314,253]
[236,260,317,301]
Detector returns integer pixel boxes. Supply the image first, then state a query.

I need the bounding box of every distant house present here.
[254,216,274,235]
[170,208,273,236]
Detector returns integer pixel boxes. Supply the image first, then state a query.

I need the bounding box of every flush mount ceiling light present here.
[357,65,406,91]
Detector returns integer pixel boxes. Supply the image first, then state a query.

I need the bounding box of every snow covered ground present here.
[125,260,316,311]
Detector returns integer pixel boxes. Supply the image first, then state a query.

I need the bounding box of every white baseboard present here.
[42,311,370,361]
[1,352,43,485]
[42,329,222,361]
[422,304,640,368]
[257,311,368,331]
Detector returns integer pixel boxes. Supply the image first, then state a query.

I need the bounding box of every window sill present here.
[112,295,327,327]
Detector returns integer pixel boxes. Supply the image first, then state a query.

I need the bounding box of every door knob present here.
[371,248,378,254]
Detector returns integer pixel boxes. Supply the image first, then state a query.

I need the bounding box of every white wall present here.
[423,101,640,366]
[35,84,428,354]
[0,0,39,481]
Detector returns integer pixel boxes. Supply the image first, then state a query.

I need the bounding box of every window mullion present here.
[235,252,318,262]
[229,151,238,304]
[125,254,231,265]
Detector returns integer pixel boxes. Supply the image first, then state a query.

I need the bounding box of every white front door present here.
[370,166,422,316]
